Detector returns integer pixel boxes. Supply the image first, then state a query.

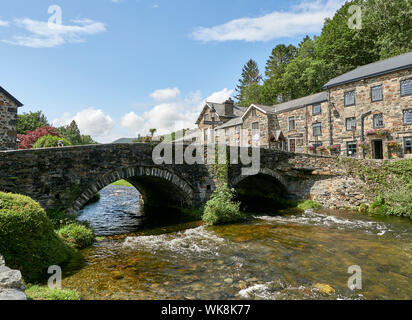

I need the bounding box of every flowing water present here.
[63,185,412,300]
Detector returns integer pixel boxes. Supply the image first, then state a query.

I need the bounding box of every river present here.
[62,185,412,300]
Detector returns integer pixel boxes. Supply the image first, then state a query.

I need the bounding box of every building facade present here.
[195,51,412,160]
[0,86,23,151]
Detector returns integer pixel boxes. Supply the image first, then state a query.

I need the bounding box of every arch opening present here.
[72,166,194,214]
[232,171,294,214]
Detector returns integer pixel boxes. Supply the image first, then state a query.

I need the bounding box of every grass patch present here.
[297,200,323,211]
[25,285,80,300]
[57,223,95,249]
[111,179,133,187]
[0,192,75,282]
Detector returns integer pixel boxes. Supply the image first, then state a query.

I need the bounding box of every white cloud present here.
[150,87,180,101]
[52,107,115,139]
[3,17,106,48]
[192,0,344,42]
[121,88,233,136]
[0,19,9,27]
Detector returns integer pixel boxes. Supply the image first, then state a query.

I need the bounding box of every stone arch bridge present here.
[0,143,352,214]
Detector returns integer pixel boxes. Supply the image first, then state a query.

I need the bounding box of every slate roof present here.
[196,102,247,124]
[0,86,23,107]
[215,117,243,130]
[323,51,412,89]
[274,91,328,114]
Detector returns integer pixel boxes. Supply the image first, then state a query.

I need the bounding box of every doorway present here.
[289,139,296,153]
[372,140,383,159]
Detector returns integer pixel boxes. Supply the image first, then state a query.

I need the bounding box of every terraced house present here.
[0,86,23,151]
[196,51,412,160]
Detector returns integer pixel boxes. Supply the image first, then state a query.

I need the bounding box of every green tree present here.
[57,120,97,145]
[235,59,262,106]
[17,111,49,134]
[149,128,157,137]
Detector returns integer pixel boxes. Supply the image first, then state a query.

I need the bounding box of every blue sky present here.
[0,0,343,142]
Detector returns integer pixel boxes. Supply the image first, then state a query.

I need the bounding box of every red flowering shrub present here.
[17,126,61,149]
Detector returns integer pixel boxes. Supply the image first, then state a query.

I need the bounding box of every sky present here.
[0,0,345,142]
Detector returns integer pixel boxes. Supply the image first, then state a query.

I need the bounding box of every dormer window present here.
[204,114,209,122]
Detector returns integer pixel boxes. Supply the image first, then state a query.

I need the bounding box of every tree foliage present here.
[56,120,97,146]
[17,126,60,150]
[17,111,49,134]
[235,59,262,106]
[33,135,72,149]
[235,0,412,106]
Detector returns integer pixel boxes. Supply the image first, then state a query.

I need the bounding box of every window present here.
[347,141,357,157]
[371,85,383,102]
[346,117,357,131]
[344,90,356,106]
[252,109,257,117]
[235,125,240,134]
[252,122,259,130]
[313,122,322,136]
[373,114,384,128]
[404,137,412,155]
[403,109,412,125]
[288,116,296,131]
[204,114,209,122]
[312,104,321,115]
[225,128,230,136]
[216,129,220,137]
[400,79,412,97]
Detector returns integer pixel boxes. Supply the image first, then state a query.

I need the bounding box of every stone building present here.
[195,51,412,160]
[0,86,23,150]
[323,51,412,159]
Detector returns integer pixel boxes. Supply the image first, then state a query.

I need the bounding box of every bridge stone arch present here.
[71,166,195,213]
[230,167,289,192]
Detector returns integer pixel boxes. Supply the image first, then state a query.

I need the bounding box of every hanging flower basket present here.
[357,141,370,151]
[366,129,390,138]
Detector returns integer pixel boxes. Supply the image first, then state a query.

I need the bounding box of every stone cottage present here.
[195,51,412,160]
[0,86,23,150]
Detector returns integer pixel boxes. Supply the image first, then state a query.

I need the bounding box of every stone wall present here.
[0,255,26,300]
[0,92,19,151]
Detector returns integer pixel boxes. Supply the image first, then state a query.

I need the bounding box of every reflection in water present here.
[65,185,412,300]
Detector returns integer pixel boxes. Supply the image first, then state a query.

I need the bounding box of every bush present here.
[202,184,245,225]
[33,135,72,149]
[368,195,386,215]
[0,192,74,282]
[369,188,412,218]
[57,223,95,249]
[25,285,80,300]
[297,200,323,211]
[358,203,369,214]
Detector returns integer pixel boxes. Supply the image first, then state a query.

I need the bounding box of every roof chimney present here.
[223,98,234,116]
